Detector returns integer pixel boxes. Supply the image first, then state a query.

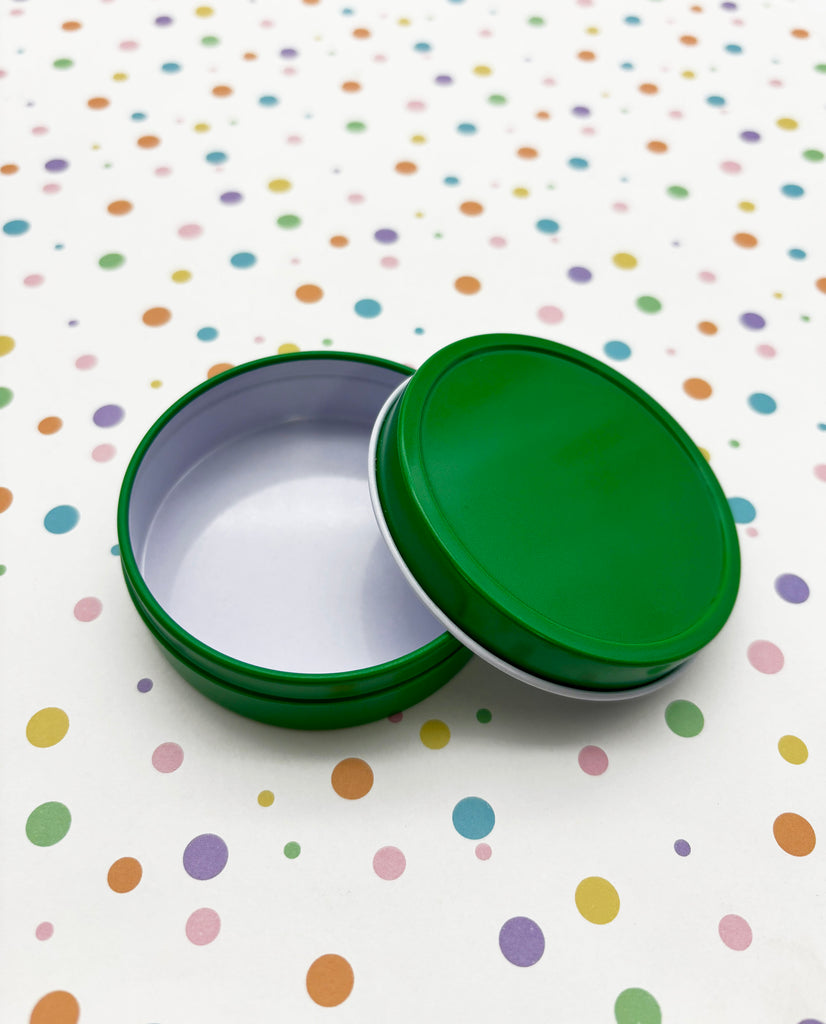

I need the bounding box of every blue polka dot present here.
[3,219,30,236]
[197,327,219,341]
[788,248,806,260]
[206,151,227,164]
[110,544,120,556]
[130,112,147,121]
[604,340,631,360]
[624,15,641,25]
[443,175,460,186]
[230,252,256,268]
[258,95,279,107]
[568,157,589,169]
[725,43,742,53]
[413,41,432,52]
[414,327,424,335]
[161,62,181,73]
[728,497,756,524]
[706,95,726,106]
[44,505,80,535]
[781,183,804,198]
[748,392,777,414]
[457,123,477,135]
[620,61,634,70]
[536,219,559,234]
[354,298,382,318]
[452,797,495,840]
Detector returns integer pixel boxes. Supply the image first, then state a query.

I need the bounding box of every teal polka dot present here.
[161,62,181,73]
[788,248,806,260]
[452,797,495,839]
[706,95,726,106]
[444,176,460,186]
[230,252,256,268]
[568,157,589,169]
[748,392,777,414]
[781,183,804,198]
[728,497,756,524]
[457,123,477,135]
[44,505,80,535]
[536,219,560,234]
[354,298,382,318]
[259,95,279,107]
[3,220,30,236]
[604,341,631,360]
[206,151,227,163]
[197,327,219,341]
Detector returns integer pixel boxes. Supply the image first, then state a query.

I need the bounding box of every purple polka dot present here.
[499,917,545,967]
[674,839,691,856]
[44,159,69,172]
[93,404,124,428]
[740,130,760,142]
[774,573,809,604]
[280,48,298,58]
[435,74,453,85]
[568,266,593,283]
[571,106,590,117]
[740,312,765,330]
[137,677,153,693]
[183,833,228,880]
[155,15,173,25]
[374,228,398,244]
[220,191,242,204]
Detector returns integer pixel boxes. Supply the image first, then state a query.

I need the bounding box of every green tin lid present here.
[372,333,740,694]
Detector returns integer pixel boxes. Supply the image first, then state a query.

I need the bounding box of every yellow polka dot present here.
[698,447,711,462]
[586,26,599,34]
[773,291,783,299]
[26,707,70,748]
[473,65,492,76]
[778,735,808,765]
[258,789,275,807]
[171,269,191,283]
[776,117,798,131]
[682,70,696,79]
[113,72,128,81]
[268,178,292,193]
[0,336,15,356]
[738,200,755,212]
[575,877,620,924]
[398,18,410,26]
[150,380,163,389]
[411,134,426,144]
[278,342,300,354]
[612,252,637,270]
[194,123,210,133]
[513,187,530,198]
[419,719,451,749]
[195,5,214,15]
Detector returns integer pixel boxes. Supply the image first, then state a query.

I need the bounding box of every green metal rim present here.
[117,351,460,698]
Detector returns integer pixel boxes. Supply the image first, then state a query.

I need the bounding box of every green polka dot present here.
[666,185,689,199]
[803,149,823,162]
[636,296,662,314]
[322,338,333,346]
[0,565,6,576]
[276,214,301,229]
[98,253,125,269]
[201,35,220,46]
[0,387,13,409]
[527,16,545,26]
[815,63,826,73]
[615,987,662,1024]
[283,841,301,859]
[488,94,507,105]
[53,58,74,69]
[476,708,492,723]
[26,801,71,846]
[665,699,704,738]
[346,121,366,133]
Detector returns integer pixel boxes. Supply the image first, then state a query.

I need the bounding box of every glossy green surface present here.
[375,333,740,690]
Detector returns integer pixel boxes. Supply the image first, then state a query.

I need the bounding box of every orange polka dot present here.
[30,991,80,1024]
[0,487,12,513]
[460,201,483,216]
[303,0,320,4]
[107,857,142,893]
[212,85,233,97]
[243,52,257,61]
[791,28,809,39]
[690,5,703,11]
[87,97,109,110]
[1,163,19,175]
[353,27,370,39]
[455,276,481,295]
[639,83,659,95]
[329,235,349,248]
[38,416,63,435]
[680,35,698,45]
[683,377,713,399]
[137,136,160,148]
[306,955,354,1007]
[295,284,324,303]
[647,140,668,153]
[341,81,361,92]
[107,199,132,215]
[517,146,538,159]
[578,50,596,61]
[62,20,82,31]
[395,160,417,174]
[773,812,816,856]
[815,277,826,294]
[733,232,758,248]
[536,110,550,120]
[207,362,234,379]
[142,307,171,327]
[331,757,373,799]
[697,321,718,335]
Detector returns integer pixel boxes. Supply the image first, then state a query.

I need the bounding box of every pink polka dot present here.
[152,742,184,773]
[538,305,564,325]
[178,224,203,239]
[720,161,741,173]
[582,126,596,136]
[745,526,758,537]
[186,908,221,946]
[578,745,609,776]
[719,914,752,951]
[261,19,273,28]
[32,125,49,136]
[24,274,44,287]
[698,271,717,283]
[747,640,784,674]
[348,193,365,204]
[475,843,492,860]
[155,167,172,177]
[388,712,403,723]
[76,354,98,370]
[119,40,139,51]
[756,344,776,358]
[35,922,54,941]
[254,335,265,344]
[769,78,783,87]
[543,77,557,86]
[92,443,116,462]
[372,846,406,880]
[668,110,684,119]
[406,100,426,112]
[612,202,629,212]
[489,236,507,248]
[43,184,61,194]
[380,256,399,268]
[286,133,302,143]
[814,464,826,482]
[74,597,102,622]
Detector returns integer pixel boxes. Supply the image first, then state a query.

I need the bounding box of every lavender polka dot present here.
[740,130,760,142]
[572,105,590,117]
[740,312,765,330]
[774,574,809,604]
[183,833,228,880]
[674,839,691,856]
[44,159,69,172]
[220,191,242,204]
[137,677,153,693]
[155,15,173,26]
[499,916,545,967]
[374,228,398,244]
[93,404,124,428]
[568,266,592,283]
[280,47,298,58]
[435,74,453,85]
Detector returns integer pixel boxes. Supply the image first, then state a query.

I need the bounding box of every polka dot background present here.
[2,2,823,1021]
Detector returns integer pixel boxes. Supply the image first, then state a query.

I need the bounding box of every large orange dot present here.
[243,52,257,61]
[107,199,132,215]
[38,416,63,435]
[295,284,323,303]
[1,163,19,174]
[207,362,234,379]
[107,856,143,893]
[306,954,354,1007]
[212,85,233,97]
[331,757,373,799]
[734,233,758,248]
[395,160,417,174]
[142,307,171,327]
[698,321,718,335]
[0,487,12,513]
[773,813,816,856]
[536,110,550,120]
[683,377,712,399]
[87,97,109,110]
[815,277,826,294]
[329,235,349,248]
[137,135,160,148]
[517,146,538,159]
[454,276,481,295]
[341,81,361,92]
[353,27,370,39]
[791,28,809,38]
[62,20,82,30]
[460,201,483,216]
[647,140,668,153]
[639,82,658,95]
[680,34,698,45]
[30,991,80,1024]
[577,50,596,61]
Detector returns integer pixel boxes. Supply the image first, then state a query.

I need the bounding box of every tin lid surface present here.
[371,333,740,693]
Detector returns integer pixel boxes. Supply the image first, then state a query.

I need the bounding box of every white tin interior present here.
[368,383,683,703]
[128,358,445,673]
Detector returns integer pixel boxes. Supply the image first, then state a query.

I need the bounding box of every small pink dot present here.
[186,908,221,946]
[698,271,717,283]
[578,745,609,776]
[756,344,776,358]
[24,274,44,287]
[380,256,398,268]
[254,335,265,343]
[388,712,403,723]
[74,596,103,622]
[490,236,507,248]
[769,79,783,87]
[814,464,826,482]
[479,29,492,38]
[538,305,564,325]
[373,846,406,880]
[475,843,492,860]
[374,54,387,63]
[407,100,426,112]
[745,526,758,537]
[612,202,629,212]
[92,443,116,462]
[75,354,97,370]
[35,922,54,941]
[747,639,784,674]
[261,19,273,27]
[178,223,203,239]
[155,167,172,177]
[32,125,49,136]
[582,126,596,135]
[720,161,741,173]
[668,110,684,119]
[719,914,752,951]
[10,7,23,14]
[543,77,556,86]
[284,67,297,76]
[43,184,61,194]
[348,193,365,204]
[119,40,138,51]
[287,134,302,143]
[152,741,184,773]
